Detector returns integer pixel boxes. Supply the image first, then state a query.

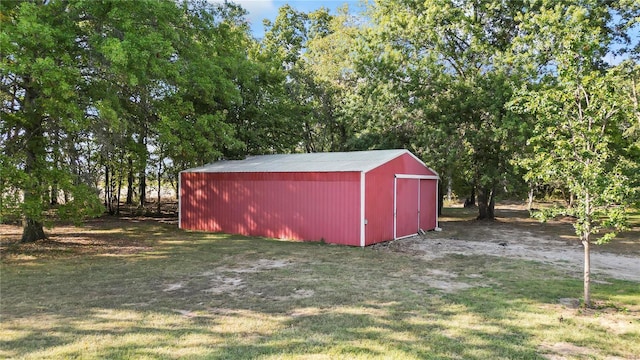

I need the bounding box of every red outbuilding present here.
[179,149,439,246]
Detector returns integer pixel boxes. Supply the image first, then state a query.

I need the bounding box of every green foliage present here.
[1,0,267,237]
[1,0,96,230]
[355,0,532,217]
[2,0,638,251]
[226,27,303,156]
[56,184,104,224]
[508,0,640,306]
[0,153,23,222]
[511,0,639,245]
[258,5,363,153]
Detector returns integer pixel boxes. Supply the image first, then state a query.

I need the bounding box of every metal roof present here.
[182,149,425,173]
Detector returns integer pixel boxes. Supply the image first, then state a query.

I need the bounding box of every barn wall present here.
[180,172,362,246]
[364,153,437,245]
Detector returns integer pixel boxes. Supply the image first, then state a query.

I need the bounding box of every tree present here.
[355,0,530,218]
[84,0,187,208]
[258,5,364,153]
[157,0,245,173]
[224,5,304,157]
[260,5,319,153]
[1,1,103,242]
[1,0,253,240]
[511,0,640,307]
[303,6,363,151]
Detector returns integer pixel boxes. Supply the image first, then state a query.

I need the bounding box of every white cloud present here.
[209,0,277,37]
[233,0,277,18]
[238,0,277,34]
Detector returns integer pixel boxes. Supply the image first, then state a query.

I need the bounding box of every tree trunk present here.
[22,182,47,243]
[174,173,179,200]
[50,129,59,205]
[583,238,591,308]
[126,157,134,205]
[104,164,113,214]
[110,165,116,212]
[464,186,476,208]
[490,189,495,216]
[22,218,46,243]
[139,168,146,208]
[50,184,58,205]
[21,85,47,243]
[476,185,495,220]
[138,131,147,209]
[527,185,534,211]
[104,164,109,207]
[156,156,163,215]
[583,192,592,308]
[116,168,123,215]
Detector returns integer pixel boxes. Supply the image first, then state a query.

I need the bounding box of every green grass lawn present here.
[1,209,639,359]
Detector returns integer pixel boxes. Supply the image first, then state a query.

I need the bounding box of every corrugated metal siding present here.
[180,172,214,231]
[364,153,438,245]
[180,151,437,247]
[396,178,420,238]
[180,172,362,246]
[420,179,437,230]
[363,168,393,246]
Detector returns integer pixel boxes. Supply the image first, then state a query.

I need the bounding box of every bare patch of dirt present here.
[208,259,313,300]
[373,205,640,294]
[410,270,477,293]
[203,276,246,294]
[212,259,292,274]
[539,342,600,360]
[163,282,186,292]
[162,259,296,296]
[397,224,640,282]
[539,341,632,360]
[538,299,640,350]
[270,289,315,301]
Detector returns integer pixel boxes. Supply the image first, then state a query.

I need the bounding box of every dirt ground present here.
[376,204,640,283]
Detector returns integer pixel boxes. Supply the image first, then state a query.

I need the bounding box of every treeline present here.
[2,0,293,242]
[1,0,639,244]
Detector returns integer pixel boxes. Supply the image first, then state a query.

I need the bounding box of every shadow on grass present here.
[1,296,541,359]
[1,212,639,359]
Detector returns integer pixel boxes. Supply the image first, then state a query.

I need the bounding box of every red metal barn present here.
[179,149,439,246]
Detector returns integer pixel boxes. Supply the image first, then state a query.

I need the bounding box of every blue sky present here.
[231,1,637,64]
[232,0,364,38]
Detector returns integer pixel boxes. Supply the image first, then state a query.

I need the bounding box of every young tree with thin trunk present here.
[511,1,640,307]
